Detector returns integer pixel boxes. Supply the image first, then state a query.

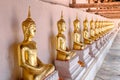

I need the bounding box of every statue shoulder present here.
[31,41,36,45]
[57,34,65,39]
[74,30,80,34]
[18,43,26,50]
[18,41,36,49]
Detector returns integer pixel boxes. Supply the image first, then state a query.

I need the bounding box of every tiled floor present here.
[94,31,120,80]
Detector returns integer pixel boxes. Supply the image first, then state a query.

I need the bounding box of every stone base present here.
[105,34,109,42]
[100,37,105,46]
[96,39,101,50]
[73,47,94,67]
[84,54,94,67]
[88,42,98,57]
[106,34,109,41]
[44,71,59,80]
[55,55,85,80]
[79,29,119,80]
[102,35,107,43]
[109,32,114,39]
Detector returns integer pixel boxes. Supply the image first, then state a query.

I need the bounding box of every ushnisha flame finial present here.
[92,17,93,20]
[61,10,63,19]
[76,13,78,19]
[57,10,65,25]
[73,13,79,24]
[91,17,93,22]
[28,6,31,18]
[22,6,35,25]
[85,16,87,20]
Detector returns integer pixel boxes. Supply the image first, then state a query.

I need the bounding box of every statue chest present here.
[84,31,89,38]
[59,37,66,50]
[91,30,95,36]
[26,50,37,66]
[75,33,80,42]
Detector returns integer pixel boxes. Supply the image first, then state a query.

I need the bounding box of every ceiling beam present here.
[94,11,120,14]
[87,8,120,12]
[69,2,120,8]
[99,13,120,18]
[72,0,76,4]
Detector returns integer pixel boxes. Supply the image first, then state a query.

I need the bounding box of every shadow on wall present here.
[8,8,20,80]
[68,16,72,49]
[48,12,56,64]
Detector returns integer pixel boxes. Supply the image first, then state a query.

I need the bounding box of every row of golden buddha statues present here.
[18,7,113,80]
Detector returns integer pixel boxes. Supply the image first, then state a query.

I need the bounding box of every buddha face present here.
[90,21,93,26]
[74,23,79,30]
[29,24,36,38]
[58,23,66,33]
[95,22,98,27]
[61,23,66,32]
[22,21,36,39]
[91,22,95,29]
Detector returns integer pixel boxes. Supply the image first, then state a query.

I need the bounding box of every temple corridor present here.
[95,30,120,80]
[1,0,120,80]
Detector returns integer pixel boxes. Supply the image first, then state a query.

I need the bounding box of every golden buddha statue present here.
[102,21,106,35]
[83,17,93,44]
[98,21,102,38]
[18,7,54,80]
[95,19,100,40]
[104,21,108,34]
[56,11,76,61]
[90,19,97,41]
[73,15,86,50]
[100,21,105,36]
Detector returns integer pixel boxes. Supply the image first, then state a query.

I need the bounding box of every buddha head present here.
[90,18,94,29]
[22,7,36,41]
[99,21,101,28]
[95,19,98,28]
[83,17,88,30]
[101,21,103,27]
[73,14,80,31]
[57,11,66,33]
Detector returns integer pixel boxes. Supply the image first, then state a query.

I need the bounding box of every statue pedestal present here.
[96,39,101,50]
[109,32,113,39]
[73,47,93,67]
[106,34,109,41]
[88,42,98,57]
[55,55,86,80]
[100,37,104,46]
[80,28,119,80]
[104,34,108,43]
[44,71,59,80]
[102,35,106,44]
